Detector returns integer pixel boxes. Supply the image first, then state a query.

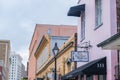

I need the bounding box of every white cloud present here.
[17,46,29,69]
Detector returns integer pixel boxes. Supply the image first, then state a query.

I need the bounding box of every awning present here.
[62,57,106,79]
[97,32,120,50]
[67,4,85,17]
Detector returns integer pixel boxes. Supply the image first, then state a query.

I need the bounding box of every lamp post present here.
[52,42,59,80]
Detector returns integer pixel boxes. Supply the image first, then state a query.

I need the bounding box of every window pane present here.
[98,75,106,80]
[86,75,93,80]
[95,0,102,27]
[81,11,85,41]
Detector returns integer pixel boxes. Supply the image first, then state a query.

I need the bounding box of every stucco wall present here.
[28,24,77,80]
[77,0,117,80]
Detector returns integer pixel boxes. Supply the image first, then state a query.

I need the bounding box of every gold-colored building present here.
[0,40,11,80]
[34,34,76,80]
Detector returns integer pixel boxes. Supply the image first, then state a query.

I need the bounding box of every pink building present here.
[28,24,77,80]
[62,0,120,80]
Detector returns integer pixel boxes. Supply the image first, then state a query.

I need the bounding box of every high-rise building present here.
[0,40,11,80]
[9,52,22,80]
[21,63,27,78]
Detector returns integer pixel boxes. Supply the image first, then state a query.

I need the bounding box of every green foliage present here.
[21,77,28,80]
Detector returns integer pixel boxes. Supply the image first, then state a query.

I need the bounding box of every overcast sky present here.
[0,0,78,68]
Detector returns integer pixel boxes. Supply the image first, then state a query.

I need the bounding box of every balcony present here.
[117,20,120,32]
[117,11,120,32]
[117,0,120,32]
[115,65,120,80]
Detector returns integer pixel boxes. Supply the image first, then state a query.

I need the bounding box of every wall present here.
[28,24,77,80]
[77,0,117,80]
[36,35,75,80]
[0,40,10,80]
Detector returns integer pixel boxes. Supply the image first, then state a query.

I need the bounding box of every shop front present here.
[61,57,106,80]
[97,32,120,80]
[37,78,44,80]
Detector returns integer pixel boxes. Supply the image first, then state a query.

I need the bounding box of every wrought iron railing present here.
[115,65,120,80]
[117,20,120,32]
[117,15,120,32]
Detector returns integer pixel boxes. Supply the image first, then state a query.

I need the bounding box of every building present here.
[61,0,120,80]
[9,52,22,80]
[35,34,77,80]
[21,64,28,80]
[0,60,6,80]
[21,64,27,78]
[0,40,11,80]
[97,31,120,80]
[28,24,77,80]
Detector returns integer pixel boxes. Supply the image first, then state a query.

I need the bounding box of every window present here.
[98,75,106,80]
[86,75,93,80]
[81,11,85,41]
[95,0,102,29]
[80,75,84,80]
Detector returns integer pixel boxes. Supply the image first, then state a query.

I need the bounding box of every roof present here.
[97,32,120,47]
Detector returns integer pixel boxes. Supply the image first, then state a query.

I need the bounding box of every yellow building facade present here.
[35,34,76,80]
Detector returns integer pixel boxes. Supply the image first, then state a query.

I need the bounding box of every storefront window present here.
[86,75,93,80]
[80,75,84,80]
[98,75,106,80]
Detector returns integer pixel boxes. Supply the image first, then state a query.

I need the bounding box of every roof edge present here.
[97,32,120,47]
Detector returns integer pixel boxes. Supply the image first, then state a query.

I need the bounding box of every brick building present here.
[28,24,77,80]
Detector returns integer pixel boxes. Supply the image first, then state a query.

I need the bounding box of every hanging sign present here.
[71,51,89,62]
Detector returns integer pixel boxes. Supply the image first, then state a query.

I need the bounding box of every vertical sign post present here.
[74,33,77,69]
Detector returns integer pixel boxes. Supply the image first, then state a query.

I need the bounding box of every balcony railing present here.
[117,20,120,32]
[115,65,120,80]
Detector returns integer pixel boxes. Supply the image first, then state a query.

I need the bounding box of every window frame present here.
[81,11,85,42]
[95,0,103,30]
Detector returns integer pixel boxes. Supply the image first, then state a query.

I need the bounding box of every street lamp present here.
[52,42,59,80]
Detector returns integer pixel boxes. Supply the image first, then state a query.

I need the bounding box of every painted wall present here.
[36,35,75,80]
[28,24,77,80]
[77,0,117,80]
